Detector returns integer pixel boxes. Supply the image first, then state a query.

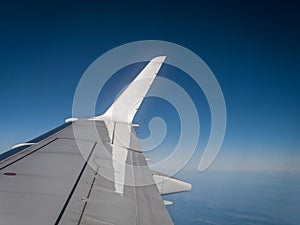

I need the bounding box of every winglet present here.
[92,56,166,123]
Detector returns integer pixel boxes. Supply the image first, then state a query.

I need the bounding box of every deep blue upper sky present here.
[0,1,299,171]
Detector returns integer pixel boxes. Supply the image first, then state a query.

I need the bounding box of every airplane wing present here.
[0,56,191,225]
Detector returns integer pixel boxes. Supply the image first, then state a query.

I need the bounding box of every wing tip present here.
[151,55,167,63]
[93,55,166,123]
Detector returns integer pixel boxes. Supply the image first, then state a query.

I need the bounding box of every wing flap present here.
[152,171,192,195]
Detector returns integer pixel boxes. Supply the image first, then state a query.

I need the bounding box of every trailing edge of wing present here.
[92,56,166,123]
[152,171,192,195]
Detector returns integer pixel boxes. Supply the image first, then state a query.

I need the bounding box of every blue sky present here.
[0,1,299,171]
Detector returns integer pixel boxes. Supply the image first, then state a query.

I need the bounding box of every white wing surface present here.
[0,56,191,225]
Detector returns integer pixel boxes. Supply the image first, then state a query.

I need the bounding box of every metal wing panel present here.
[0,56,181,225]
[0,123,72,168]
[60,120,173,225]
[0,120,174,225]
[72,151,173,225]
[0,124,97,225]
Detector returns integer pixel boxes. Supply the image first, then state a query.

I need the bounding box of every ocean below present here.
[166,170,300,225]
